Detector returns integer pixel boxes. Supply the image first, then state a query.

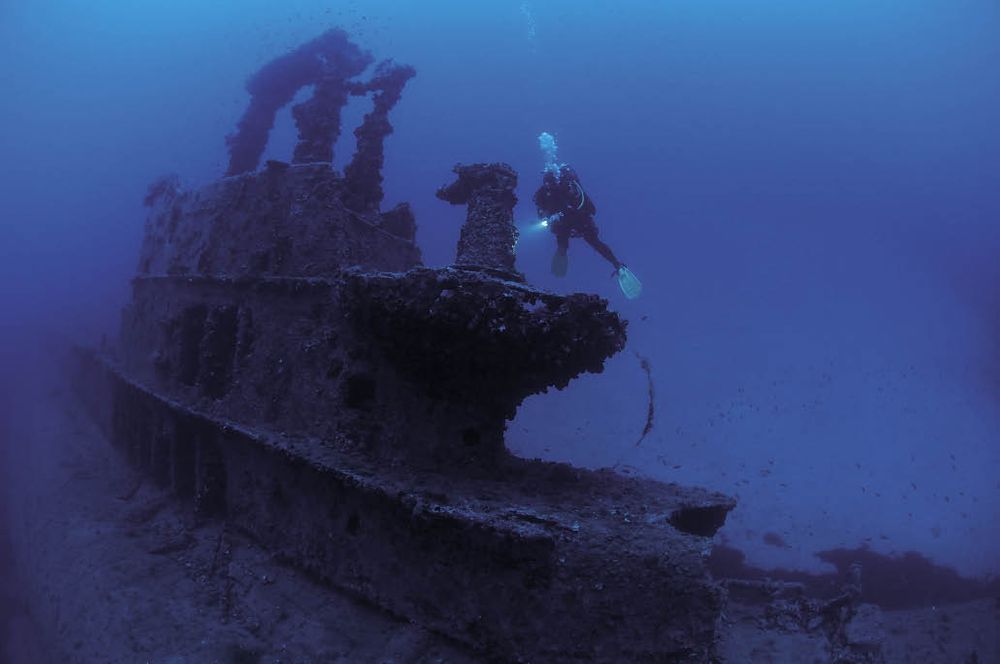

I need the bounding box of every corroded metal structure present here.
[73,29,735,662]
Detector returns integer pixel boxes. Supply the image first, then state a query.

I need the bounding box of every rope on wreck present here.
[611,351,656,473]
[634,351,655,447]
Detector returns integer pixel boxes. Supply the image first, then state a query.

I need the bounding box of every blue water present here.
[1,1,998,577]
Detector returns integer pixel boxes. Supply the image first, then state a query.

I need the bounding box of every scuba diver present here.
[533,163,621,275]
[532,132,641,298]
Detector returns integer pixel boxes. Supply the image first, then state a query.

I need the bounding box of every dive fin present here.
[616,266,642,299]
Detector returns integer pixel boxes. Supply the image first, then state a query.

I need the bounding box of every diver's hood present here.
[543,164,576,182]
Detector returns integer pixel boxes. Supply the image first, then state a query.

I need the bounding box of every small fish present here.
[762,532,790,549]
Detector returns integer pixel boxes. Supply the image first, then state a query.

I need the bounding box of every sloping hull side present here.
[71,349,728,662]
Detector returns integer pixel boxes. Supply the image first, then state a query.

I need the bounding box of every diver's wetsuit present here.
[533,165,622,270]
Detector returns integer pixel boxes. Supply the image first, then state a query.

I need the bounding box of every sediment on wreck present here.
[437,162,521,279]
[225,29,373,176]
[70,29,737,663]
[342,61,416,213]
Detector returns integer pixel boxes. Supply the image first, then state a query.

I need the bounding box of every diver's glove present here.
[543,212,563,227]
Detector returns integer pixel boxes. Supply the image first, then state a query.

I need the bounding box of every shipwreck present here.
[71,29,736,662]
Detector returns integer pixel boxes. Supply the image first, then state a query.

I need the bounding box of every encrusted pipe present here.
[436,162,521,279]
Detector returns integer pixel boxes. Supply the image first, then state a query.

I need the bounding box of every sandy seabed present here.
[1,376,997,663]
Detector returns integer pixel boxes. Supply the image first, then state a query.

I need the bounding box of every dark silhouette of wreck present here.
[73,29,735,662]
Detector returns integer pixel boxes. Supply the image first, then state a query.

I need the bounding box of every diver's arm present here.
[535,181,574,219]
[536,193,565,224]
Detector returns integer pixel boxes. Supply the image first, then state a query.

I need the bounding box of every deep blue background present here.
[1,0,998,575]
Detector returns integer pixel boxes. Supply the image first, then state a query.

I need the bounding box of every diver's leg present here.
[551,232,570,276]
[582,226,622,270]
[555,231,569,255]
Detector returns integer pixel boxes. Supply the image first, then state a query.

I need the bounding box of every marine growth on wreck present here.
[68,28,737,663]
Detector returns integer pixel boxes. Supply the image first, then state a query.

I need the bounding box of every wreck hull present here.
[70,63,738,659]
[116,270,631,468]
[74,349,730,661]
[138,164,420,280]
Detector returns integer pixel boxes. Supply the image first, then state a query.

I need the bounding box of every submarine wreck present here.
[64,29,738,662]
